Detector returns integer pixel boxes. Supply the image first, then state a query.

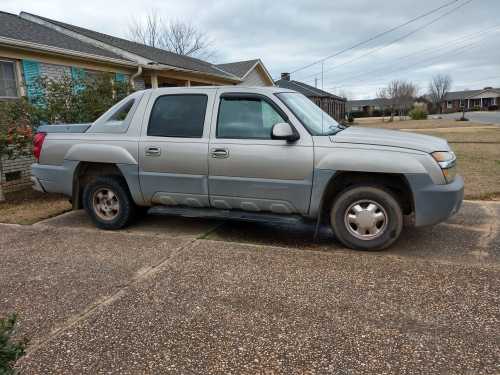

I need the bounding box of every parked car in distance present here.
[31,86,464,250]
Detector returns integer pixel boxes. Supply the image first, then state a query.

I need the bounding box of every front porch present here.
[142,69,236,89]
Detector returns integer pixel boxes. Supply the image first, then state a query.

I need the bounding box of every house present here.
[275,73,346,121]
[441,87,500,113]
[216,59,274,86]
[0,10,273,193]
[347,98,391,117]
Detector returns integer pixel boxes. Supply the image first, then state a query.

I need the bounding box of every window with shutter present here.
[0,60,18,98]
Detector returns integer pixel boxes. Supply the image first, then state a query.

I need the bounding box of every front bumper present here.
[406,174,464,227]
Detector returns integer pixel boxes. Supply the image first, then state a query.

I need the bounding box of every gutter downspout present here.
[130,65,143,90]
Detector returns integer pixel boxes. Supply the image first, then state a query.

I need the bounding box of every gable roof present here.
[19,12,239,81]
[216,59,260,78]
[444,88,500,100]
[0,11,129,62]
[275,79,345,101]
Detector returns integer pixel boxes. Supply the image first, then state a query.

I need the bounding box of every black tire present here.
[330,185,403,251]
[83,176,136,230]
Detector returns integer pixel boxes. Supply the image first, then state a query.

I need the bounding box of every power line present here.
[281,0,461,77]
[319,23,500,87]
[328,35,491,90]
[298,0,475,81]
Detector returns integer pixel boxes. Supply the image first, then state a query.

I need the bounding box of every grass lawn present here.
[357,119,500,200]
[0,189,71,224]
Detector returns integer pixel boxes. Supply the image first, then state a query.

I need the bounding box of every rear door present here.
[208,89,314,215]
[139,88,214,207]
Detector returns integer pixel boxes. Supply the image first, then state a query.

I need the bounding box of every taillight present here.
[33,132,46,162]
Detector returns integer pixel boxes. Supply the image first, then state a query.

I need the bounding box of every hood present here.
[331,126,449,153]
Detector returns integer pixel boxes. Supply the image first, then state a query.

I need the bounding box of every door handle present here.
[145,146,161,157]
[211,148,229,159]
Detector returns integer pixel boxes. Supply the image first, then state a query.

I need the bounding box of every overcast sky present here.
[3,0,500,99]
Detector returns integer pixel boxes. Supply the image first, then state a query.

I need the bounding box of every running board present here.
[148,206,303,225]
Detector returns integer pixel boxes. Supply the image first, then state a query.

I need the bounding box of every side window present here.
[108,99,135,122]
[217,97,286,139]
[148,94,208,138]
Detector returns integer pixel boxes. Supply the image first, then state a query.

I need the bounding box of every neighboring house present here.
[347,98,391,117]
[216,59,274,86]
[0,10,273,193]
[441,87,500,113]
[275,73,346,121]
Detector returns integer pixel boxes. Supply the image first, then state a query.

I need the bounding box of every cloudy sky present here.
[3,0,499,99]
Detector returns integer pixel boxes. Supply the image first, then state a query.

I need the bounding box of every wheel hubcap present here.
[344,200,388,240]
[92,188,120,221]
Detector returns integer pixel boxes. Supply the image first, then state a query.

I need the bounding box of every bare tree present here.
[428,74,452,114]
[129,12,216,60]
[378,80,418,121]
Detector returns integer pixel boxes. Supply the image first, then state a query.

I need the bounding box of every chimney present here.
[281,72,290,81]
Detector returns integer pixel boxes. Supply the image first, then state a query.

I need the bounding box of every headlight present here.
[432,151,456,183]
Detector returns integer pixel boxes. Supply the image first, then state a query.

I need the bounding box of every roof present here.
[444,88,500,100]
[216,59,260,78]
[0,11,128,61]
[20,12,239,81]
[347,98,392,107]
[275,79,345,101]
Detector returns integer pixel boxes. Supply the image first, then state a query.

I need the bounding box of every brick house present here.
[0,10,274,193]
[441,87,500,113]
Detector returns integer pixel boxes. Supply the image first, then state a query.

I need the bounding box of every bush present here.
[409,106,428,120]
[347,113,354,123]
[30,74,133,124]
[0,314,27,374]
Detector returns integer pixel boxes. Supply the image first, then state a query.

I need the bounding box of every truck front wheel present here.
[330,186,403,251]
[83,176,136,230]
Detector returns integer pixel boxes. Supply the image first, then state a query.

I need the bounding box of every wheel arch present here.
[319,171,414,219]
[72,162,144,209]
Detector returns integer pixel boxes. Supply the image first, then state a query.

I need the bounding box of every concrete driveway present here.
[1,201,499,374]
[434,111,500,124]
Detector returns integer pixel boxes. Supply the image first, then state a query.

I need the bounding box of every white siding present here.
[238,66,272,87]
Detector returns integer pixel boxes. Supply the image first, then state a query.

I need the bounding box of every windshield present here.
[276,92,341,135]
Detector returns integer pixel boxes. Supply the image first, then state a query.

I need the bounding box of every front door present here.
[208,91,314,215]
[139,90,213,207]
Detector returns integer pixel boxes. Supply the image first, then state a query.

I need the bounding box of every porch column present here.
[185,80,191,87]
[151,72,158,89]
[480,97,483,109]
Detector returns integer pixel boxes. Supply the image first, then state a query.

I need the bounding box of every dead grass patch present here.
[0,189,71,224]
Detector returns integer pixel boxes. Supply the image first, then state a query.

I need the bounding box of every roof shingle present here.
[275,79,345,101]
[0,11,129,61]
[22,12,238,80]
[216,59,259,78]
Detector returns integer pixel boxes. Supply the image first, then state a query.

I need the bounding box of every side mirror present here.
[271,122,299,142]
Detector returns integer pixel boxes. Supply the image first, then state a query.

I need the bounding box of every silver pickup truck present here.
[31,86,463,250]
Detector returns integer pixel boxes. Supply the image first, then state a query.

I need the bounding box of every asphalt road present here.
[1,201,499,374]
[434,111,500,124]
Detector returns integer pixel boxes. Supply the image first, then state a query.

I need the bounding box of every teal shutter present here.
[22,60,42,102]
[115,73,127,82]
[71,67,86,93]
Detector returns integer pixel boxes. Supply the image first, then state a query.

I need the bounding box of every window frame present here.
[0,59,19,99]
[147,93,209,139]
[215,92,290,140]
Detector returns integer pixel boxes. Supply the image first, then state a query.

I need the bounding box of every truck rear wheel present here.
[330,186,403,251]
[83,176,136,230]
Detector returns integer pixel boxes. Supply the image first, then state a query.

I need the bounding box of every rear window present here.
[108,99,135,122]
[148,94,208,138]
